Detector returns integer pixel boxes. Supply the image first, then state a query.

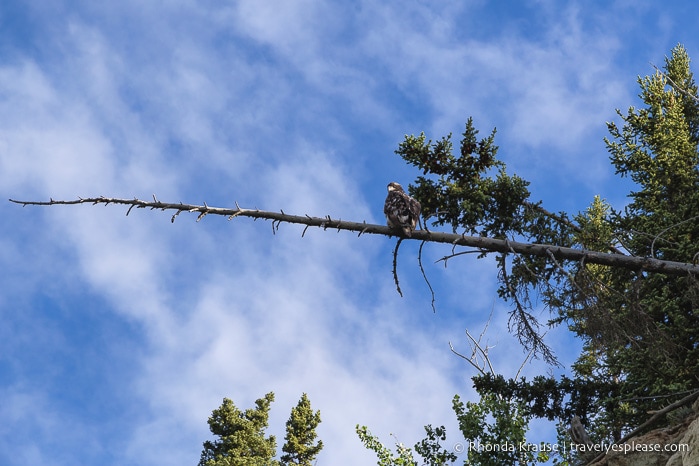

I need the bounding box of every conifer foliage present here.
[199,393,278,466]
[280,393,323,466]
[199,392,323,466]
[390,43,699,456]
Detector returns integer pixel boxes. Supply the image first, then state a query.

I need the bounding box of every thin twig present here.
[523,201,625,255]
[449,340,489,377]
[392,238,403,297]
[435,249,481,265]
[650,215,699,258]
[418,241,436,312]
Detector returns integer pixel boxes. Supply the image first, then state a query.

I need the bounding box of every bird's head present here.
[387,182,404,193]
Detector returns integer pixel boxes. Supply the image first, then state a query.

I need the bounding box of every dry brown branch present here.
[9,196,699,276]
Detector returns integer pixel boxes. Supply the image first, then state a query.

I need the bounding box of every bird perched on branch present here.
[384,182,421,237]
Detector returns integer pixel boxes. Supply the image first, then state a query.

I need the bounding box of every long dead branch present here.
[10,196,699,276]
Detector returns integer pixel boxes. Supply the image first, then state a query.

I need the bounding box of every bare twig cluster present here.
[449,307,535,381]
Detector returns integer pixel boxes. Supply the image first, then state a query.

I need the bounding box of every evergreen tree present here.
[280,393,323,466]
[397,118,567,364]
[388,43,699,453]
[199,393,279,466]
[568,43,699,434]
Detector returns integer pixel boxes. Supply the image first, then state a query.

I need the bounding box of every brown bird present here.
[384,182,421,237]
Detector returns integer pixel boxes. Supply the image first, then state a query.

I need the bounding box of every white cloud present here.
[0,61,111,195]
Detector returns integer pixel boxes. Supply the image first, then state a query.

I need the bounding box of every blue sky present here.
[1,1,698,465]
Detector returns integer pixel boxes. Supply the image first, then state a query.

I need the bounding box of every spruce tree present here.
[467,44,699,444]
[199,393,279,466]
[388,43,699,452]
[280,393,323,466]
[572,43,699,432]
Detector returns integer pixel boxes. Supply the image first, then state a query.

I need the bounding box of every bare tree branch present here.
[450,306,536,393]
[417,241,437,313]
[650,214,699,258]
[10,196,699,276]
[392,238,404,297]
[448,307,498,377]
[449,330,496,378]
